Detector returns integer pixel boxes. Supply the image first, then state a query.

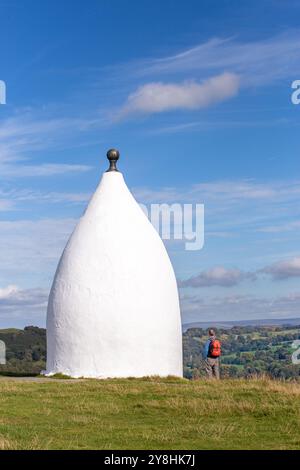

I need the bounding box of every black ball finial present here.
[106,148,120,172]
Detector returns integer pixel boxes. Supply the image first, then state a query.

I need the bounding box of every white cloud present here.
[0,285,19,300]
[0,285,48,328]
[118,73,240,117]
[178,256,300,291]
[179,266,255,288]
[261,257,300,280]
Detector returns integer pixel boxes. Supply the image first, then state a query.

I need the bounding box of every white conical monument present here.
[44,149,183,378]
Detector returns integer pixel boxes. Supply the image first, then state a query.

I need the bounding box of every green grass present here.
[46,373,74,380]
[0,328,22,335]
[0,376,300,450]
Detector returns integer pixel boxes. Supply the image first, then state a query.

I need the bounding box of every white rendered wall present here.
[45,171,183,378]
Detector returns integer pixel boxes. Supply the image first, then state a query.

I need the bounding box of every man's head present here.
[208,328,215,337]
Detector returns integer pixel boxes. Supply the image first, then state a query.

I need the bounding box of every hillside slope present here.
[0,376,299,450]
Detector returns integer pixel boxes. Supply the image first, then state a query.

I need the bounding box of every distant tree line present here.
[0,324,299,379]
[183,325,300,380]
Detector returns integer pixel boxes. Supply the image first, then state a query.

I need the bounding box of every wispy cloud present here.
[0,163,91,178]
[0,113,97,178]
[180,291,300,323]
[258,221,300,233]
[134,179,300,239]
[0,218,77,287]
[149,117,292,135]
[120,32,300,86]
[11,189,91,204]
[134,179,300,204]
[118,73,240,118]
[0,198,15,211]
[106,30,300,121]
[0,178,299,313]
[0,188,91,212]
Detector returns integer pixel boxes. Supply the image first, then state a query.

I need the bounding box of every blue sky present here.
[0,0,300,327]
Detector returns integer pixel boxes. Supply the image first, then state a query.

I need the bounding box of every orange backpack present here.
[209,339,221,358]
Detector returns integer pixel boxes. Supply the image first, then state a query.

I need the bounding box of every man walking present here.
[203,329,221,379]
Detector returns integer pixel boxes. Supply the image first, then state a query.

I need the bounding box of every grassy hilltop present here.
[0,376,300,450]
